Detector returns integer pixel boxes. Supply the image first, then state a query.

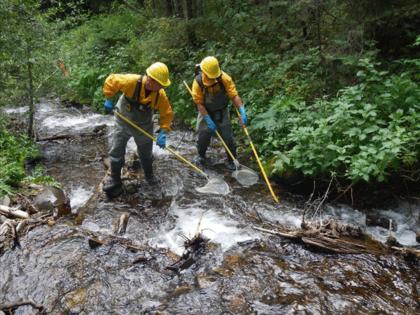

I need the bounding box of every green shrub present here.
[253,56,420,183]
[0,117,59,196]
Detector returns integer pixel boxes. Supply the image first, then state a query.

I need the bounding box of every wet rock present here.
[88,237,105,249]
[125,182,138,194]
[132,255,148,264]
[213,267,233,277]
[416,232,420,243]
[196,274,217,289]
[0,196,10,207]
[33,190,55,212]
[366,214,397,231]
[224,255,244,269]
[93,124,107,134]
[386,235,401,247]
[128,158,142,171]
[0,215,7,224]
[171,285,191,298]
[49,187,71,217]
[226,295,249,314]
[63,288,87,313]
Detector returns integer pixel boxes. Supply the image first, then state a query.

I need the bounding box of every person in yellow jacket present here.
[192,56,247,170]
[102,62,173,197]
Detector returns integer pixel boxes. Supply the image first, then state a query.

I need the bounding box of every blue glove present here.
[104,99,113,113]
[239,105,247,125]
[203,115,217,132]
[157,130,166,148]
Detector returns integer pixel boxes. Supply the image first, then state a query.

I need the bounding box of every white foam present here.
[152,204,259,255]
[41,114,112,131]
[69,186,93,211]
[3,106,29,114]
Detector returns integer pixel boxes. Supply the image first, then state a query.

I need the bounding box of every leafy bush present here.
[253,56,420,183]
[0,118,38,195]
[0,117,58,196]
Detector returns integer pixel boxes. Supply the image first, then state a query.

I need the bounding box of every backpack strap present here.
[216,73,226,92]
[196,72,205,92]
[154,91,160,108]
[132,75,142,102]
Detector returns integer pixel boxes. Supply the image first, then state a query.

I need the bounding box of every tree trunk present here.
[316,0,324,63]
[165,0,174,16]
[176,0,184,18]
[183,0,197,45]
[26,43,35,139]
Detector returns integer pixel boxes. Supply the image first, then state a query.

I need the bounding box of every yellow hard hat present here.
[200,56,221,79]
[146,62,171,87]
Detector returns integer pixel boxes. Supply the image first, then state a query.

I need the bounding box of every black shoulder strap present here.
[132,75,142,102]
[216,73,226,91]
[195,73,205,92]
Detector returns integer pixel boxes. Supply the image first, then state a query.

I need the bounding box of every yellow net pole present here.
[235,108,280,203]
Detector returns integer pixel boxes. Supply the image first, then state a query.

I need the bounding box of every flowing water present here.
[1,99,419,314]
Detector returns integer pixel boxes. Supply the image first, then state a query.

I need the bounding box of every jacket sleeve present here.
[103,74,124,98]
[103,74,139,99]
[157,90,174,131]
[192,79,204,105]
[221,72,238,99]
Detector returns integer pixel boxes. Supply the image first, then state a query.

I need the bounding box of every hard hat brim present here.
[202,68,221,79]
[146,69,171,87]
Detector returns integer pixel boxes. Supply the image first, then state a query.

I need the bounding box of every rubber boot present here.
[145,175,159,186]
[141,155,159,186]
[225,146,237,171]
[103,171,123,198]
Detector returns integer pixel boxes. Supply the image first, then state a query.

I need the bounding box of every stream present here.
[1,99,419,314]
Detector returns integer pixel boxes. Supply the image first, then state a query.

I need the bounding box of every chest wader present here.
[104,77,160,197]
[195,73,237,162]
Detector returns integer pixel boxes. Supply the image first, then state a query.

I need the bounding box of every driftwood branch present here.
[0,205,30,219]
[253,226,300,239]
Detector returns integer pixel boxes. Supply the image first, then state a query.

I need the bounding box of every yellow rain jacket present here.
[191,71,238,106]
[103,74,174,130]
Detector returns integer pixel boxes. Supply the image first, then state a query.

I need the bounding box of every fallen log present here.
[36,126,107,142]
[391,246,420,259]
[253,226,300,240]
[301,236,364,254]
[0,205,30,219]
[253,223,419,258]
